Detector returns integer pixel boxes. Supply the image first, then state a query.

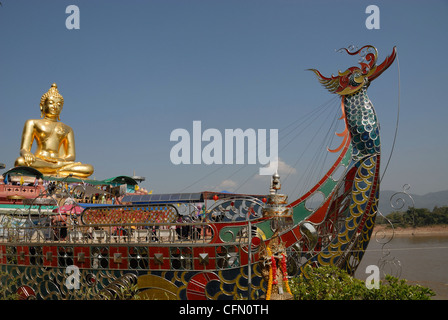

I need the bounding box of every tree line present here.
[376,206,448,227]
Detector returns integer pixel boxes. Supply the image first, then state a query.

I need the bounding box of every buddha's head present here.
[40,83,64,120]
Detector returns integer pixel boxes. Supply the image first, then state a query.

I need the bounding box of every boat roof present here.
[121,191,266,204]
[44,175,138,186]
[2,167,138,186]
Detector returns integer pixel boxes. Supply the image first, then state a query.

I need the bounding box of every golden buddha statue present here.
[15,83,94,178]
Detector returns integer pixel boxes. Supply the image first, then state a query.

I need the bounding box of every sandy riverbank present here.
[373,224,448,236]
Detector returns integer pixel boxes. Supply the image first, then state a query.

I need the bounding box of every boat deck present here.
[0,222,224,246]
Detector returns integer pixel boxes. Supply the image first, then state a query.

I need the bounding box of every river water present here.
[354,233,448,299]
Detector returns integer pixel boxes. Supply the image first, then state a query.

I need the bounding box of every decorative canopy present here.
[3,166,44,179]
[103,176,138,186]
[4,167,137,187]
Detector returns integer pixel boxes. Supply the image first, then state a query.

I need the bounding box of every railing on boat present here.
[0,217,257,272]
[0,220,218,245]
[0,194,265,272]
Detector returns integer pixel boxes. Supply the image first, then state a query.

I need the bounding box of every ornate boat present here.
[0,45,396,300]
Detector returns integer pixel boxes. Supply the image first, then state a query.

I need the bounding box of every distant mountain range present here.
[379,189,448,216]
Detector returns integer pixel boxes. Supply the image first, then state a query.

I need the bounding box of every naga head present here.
[309,45,397,95]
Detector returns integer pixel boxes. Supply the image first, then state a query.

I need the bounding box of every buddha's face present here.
[41,96,63,119]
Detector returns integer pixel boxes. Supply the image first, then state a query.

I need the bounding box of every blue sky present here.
[0,0,447,199]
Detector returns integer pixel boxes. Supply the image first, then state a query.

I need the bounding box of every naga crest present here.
[309,45,397,95]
